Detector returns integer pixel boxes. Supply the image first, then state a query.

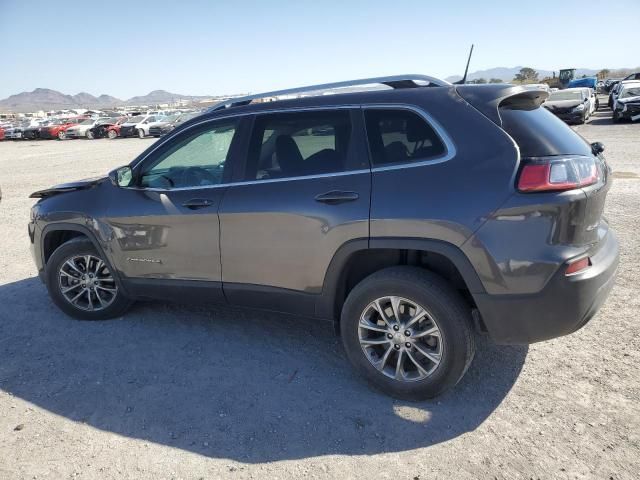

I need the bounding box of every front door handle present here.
[182,198,214,210]
[314,191,359,204]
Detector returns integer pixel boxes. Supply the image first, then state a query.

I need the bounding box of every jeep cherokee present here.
[28,75,618,400]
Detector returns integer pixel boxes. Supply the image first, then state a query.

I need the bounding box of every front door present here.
[219,108,371,315]
[105,118,242,302]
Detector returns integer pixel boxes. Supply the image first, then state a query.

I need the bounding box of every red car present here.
[0,127,5,141]
[39,117,87,140]
[100,117,128,139]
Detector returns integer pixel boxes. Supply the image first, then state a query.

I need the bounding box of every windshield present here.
[549,90,583,102]
[80,119,94,125]
[620,86,640,99]
[126,116,144,123]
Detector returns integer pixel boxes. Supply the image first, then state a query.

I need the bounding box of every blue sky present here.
[1,0,638,99]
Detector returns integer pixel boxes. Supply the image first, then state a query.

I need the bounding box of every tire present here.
[57,130,66,140]
[107,129,117,139]
[340,266,475,400]
[612,111,621,123]
[45,238,132,320]
[86,130,94,139]
[137,128,145,139]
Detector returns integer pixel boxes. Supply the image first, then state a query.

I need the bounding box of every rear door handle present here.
[181,198,214,210]
[314,191,359,204]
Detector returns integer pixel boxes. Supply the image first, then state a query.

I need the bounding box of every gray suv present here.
[28,75,618,399]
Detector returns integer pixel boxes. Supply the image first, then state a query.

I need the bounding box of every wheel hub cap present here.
[358,296,444,382]
[58,254,117,312]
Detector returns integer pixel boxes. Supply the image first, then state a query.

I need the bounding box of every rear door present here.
[218,108,370,315]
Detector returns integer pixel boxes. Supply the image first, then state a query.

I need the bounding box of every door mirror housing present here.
[108,166,134,187]
[591,142,605,155]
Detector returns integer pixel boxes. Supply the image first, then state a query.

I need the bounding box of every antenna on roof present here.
[454,44,474,85]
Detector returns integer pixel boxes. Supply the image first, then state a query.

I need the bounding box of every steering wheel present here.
[179,166,219,187]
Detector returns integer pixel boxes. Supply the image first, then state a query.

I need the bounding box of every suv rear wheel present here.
[340,266,475,400]
[45,238,132,320]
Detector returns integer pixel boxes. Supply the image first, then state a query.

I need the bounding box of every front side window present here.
[364,109,446,166]
[140,120,237,189]
[248,110,352,180]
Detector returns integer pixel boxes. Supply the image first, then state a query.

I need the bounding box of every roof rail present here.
[207,74,450,112]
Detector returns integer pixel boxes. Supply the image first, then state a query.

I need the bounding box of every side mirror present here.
[108,166,133,187]
[591,142,605,155]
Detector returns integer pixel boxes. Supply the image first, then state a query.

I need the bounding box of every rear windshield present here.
[499,105,591,157]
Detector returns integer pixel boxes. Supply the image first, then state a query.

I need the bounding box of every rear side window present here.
[364,109,446,166]
[247,110,352,180]
[499,104,592,157]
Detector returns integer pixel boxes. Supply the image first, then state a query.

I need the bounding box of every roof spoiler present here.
[455,84,549,125]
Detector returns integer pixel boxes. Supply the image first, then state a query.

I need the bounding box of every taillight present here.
[517,156,600,192]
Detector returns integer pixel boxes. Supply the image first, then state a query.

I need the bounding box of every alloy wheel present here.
[358,296,444,382]
[58,254,118,311]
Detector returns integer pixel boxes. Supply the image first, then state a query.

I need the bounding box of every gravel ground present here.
[0,112,638,480]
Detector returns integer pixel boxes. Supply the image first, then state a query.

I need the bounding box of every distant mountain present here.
[445,66,600,83]
[0,88,124,112]
[125,89,210,106]
[0,88,212,112]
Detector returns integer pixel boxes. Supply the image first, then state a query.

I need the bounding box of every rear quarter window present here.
[364,109,446,166]
[499,105,592,157]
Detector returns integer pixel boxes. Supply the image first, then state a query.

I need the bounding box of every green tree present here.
[489,78,504,83]
[513,67,539,84]
[598,69,610,80]
[468,78,487,84]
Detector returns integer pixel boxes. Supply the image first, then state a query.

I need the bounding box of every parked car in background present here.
[0,126,5,141]
[88,117,128,139]
[39,117,86,140]
[582,87,598,114]
[22,119,52,140]
[65,118,111,139]
[3,120,33,139]
[613,81,640,123]
[149,112,201,137]
[543,88,591,124]
[28,76,618,400]
[604,79,622,93]
[609,80,637,110]
[119,114,165,138]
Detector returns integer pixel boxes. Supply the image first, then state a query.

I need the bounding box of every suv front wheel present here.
[45,238,132,320]
[340,267,475,400]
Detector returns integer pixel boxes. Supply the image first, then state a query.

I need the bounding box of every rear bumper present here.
[474,229,619,344]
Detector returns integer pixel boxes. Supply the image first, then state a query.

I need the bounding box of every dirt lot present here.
[0,112,638,480]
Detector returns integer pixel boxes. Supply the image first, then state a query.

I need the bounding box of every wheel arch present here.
[41,223,127,293]
[316,237,486,323]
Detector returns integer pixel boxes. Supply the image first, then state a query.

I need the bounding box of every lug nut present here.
[405,342,412,348]
[404,330,411,336]
[394,344,400,350]
[387,333,393,339]
[393,325,400,331]
[82,284,86,288]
